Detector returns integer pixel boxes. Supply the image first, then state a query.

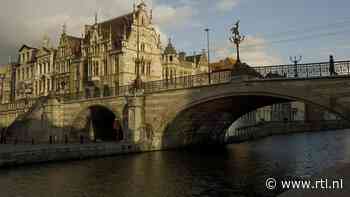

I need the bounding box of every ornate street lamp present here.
[290,56,302,78]
[0,74,5,104]
[204,28,211,84]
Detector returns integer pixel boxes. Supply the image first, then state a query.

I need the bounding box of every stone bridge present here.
[2,62,350,149]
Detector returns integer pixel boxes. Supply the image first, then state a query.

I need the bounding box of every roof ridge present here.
[66,35,82,40]
[99,12,133,25]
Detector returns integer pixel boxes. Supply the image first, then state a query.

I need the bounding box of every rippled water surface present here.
[1,130,350,197]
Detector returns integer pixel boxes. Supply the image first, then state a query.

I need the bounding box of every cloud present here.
[153,25,168,46]
[0,0,134,63]
[213,36,283,66]
[0,0,200,64]
[153,5,195,28]
[216,0,240,12]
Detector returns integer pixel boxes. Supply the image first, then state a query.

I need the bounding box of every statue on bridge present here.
[229,20,245,64]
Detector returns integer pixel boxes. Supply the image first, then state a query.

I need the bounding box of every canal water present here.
[0,130,350,197]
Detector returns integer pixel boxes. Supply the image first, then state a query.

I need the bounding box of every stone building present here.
[0,62,16,104]
[210,57,236,72]
[1,1,208,102]
[161,38,208,81]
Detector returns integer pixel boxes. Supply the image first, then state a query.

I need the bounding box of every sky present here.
[1,0,350,66]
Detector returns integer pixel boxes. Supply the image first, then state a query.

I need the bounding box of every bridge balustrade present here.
[254,60,350,79]
[15,60,350,103]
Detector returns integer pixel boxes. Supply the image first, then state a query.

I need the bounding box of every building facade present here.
[162,38,208,81]
[0,63,16,104]
[0,1,208,103]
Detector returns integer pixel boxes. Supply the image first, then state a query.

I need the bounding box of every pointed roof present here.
[164,38,177,55]
[83,12,134,50]
[19,45,37,52]
[137,0,147,10]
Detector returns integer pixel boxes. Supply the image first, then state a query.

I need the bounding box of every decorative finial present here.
[94,11,98,24]
[109,24,112,40]
[138,0,147,10]
[150,9,153,21]
[62,23,67,34]
[43,34,51,48]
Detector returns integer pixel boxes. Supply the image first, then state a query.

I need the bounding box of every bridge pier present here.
[126,92,145,144]
[44,95,64,139]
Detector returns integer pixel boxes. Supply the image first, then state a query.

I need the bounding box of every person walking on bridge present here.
[329,55,337,76]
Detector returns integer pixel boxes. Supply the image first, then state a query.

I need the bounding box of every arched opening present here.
[71,105,123,142]
[161,94,347,148]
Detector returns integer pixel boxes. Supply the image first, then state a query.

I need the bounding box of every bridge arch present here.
[70,104,124,142]
[158,86,347,148]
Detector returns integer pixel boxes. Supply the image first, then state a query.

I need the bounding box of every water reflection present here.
[0,130,349,197]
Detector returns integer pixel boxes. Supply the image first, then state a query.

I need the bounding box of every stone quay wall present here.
[227,120,350,143]
[0,142,154,168]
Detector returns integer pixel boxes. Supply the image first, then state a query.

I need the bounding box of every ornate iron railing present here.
[59,70,232,102]
[31,60,350,102]
[253,60,350,79]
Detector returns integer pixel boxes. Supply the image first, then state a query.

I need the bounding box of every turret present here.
[137,0,147,10]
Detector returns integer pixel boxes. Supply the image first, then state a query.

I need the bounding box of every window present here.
[17,69,20,81]
[104,60,108,76]
[26,67,29,79]
[147,63,151,76]
[141,61,145,74]
[141,43,145,52]
[47,79,50,91]
[115,56,119,74]
[170,56,173,62]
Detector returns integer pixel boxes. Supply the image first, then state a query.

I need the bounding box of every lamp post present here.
[204,28,211,84]
[133,11,143,92]
[0,74,5,104]
[290,56,302,78]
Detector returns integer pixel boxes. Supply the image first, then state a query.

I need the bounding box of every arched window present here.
[141,60,145,75]
[104,60,108,76]
[147,63,151,76]
[166,67,169,79]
